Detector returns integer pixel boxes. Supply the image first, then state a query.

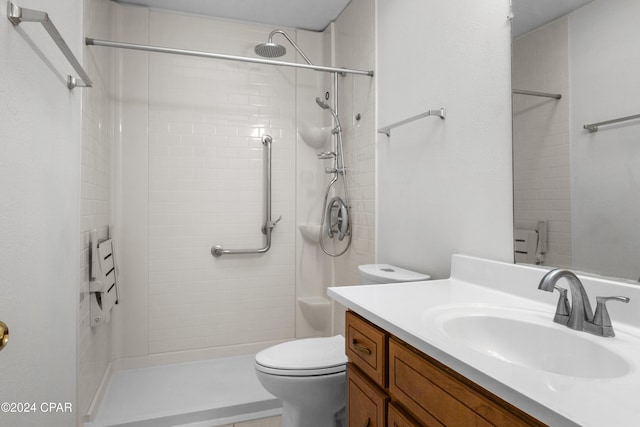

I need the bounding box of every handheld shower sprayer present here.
[315,97,330,110]
[315,97,341,134]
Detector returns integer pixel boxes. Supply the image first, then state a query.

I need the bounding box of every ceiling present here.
[512,0,595,38]
[114,0,595,37]
[114,0,352,32]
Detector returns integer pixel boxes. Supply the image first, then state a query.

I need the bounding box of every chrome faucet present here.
[538,269,630,337]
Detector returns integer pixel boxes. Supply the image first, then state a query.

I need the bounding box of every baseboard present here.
[113,339,289,371]
[83,360,115,424]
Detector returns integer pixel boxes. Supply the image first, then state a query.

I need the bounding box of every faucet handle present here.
[552,285,571,324]
[593,296,630,337]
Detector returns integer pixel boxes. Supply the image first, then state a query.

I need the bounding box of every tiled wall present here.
[113,3,377,356]
[79,0,115,420]
[512,17,572,268]
[118,9,299,355]
[333,0,376,288]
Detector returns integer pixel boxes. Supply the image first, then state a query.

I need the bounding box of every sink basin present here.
[426,305,631,379]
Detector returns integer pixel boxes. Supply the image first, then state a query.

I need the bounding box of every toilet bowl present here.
[255,335,348,427]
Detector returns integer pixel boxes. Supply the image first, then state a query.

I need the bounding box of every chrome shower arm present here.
[268,29,313,65]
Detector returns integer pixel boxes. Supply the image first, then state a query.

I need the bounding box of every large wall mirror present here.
[511,0,640,282]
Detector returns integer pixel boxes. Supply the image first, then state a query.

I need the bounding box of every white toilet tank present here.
[358,264,430,285]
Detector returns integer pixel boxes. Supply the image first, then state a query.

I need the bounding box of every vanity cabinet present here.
[345,311,547,427]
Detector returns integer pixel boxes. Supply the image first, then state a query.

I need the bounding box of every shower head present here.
[315,97,330,110]
[254,41,287,59]
[255,29,313,65]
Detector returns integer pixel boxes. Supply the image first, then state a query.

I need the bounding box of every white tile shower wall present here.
[293,30,332,338]
[79,0,115,421]
[512,17,572,268]
[145,11,296,354]
[333,0,376,290]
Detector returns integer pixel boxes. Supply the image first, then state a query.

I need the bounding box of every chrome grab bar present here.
[7,1,92,89]
[211,135,281,257]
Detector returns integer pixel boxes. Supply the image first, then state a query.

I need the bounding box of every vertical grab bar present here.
[211,135,282,257]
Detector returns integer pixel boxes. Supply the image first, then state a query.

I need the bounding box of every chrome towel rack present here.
[211,135,282,257]
[513,89,562,99]
[584,113,640,133]
[7,1,92,89]
[378,108,446,137]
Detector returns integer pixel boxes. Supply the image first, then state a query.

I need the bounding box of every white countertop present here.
[328,255,640,427]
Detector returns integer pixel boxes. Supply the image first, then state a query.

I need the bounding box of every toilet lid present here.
[255,335,347,376]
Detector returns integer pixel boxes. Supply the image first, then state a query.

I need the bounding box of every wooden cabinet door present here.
[389,338,546,427]
[348,363,388,427]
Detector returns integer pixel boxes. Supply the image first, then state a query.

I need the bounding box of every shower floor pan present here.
[86,354,281,427]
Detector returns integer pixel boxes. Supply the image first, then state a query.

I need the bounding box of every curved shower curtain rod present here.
[85,38,374,77]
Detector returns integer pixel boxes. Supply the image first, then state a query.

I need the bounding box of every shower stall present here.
[108,4,375,366]
[75,2,378,423]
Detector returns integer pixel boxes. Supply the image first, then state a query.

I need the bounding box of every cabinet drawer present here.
[346,311,388,387]
[348,363,388,427]
[389,338,546,427]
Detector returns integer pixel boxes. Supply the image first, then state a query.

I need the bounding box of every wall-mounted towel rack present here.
[513,89,562,99]
[7,1,92,89]
[584,113,640,133]
[378,108,446,137]
[211,135,282,257]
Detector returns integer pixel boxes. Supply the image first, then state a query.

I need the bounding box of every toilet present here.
[359,263,430,284]
[255,264,429,427]
[255,335,348,427]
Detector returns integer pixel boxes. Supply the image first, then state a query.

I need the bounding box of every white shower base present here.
[86,354,281,427]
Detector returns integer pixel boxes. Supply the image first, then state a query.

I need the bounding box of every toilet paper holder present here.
[89,229,119,327]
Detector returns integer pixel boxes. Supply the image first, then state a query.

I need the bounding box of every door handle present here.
[0,321,8,352]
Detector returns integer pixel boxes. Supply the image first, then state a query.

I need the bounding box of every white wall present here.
[512,17,572,268]
[0,0,82,425]
[570,0,640,281]
[376,0,514,279]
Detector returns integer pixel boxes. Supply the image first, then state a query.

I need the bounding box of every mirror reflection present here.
[511,0,640,282]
